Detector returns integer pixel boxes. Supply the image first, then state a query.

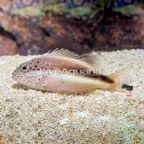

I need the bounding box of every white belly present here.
[36,73,110,92]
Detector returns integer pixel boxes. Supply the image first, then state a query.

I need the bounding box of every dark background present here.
[0,0,143,55]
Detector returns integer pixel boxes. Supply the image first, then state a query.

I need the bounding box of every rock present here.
[0,34,17,56]
[0,0,143,55]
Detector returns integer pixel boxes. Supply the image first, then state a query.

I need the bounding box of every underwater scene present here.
[0,0,144,143]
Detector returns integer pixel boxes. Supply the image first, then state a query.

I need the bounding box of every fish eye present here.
[22,66,27,70]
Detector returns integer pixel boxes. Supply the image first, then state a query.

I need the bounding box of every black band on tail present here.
[122,84,133,91]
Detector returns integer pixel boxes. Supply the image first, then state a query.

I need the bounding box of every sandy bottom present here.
[0,49,144,144]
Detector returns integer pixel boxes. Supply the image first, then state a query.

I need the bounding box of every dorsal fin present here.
[43,48,104,71]
[79,51,102,70]
[44,48,80,59]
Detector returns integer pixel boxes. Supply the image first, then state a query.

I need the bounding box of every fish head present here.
[12,57,45,88]
[12,61,32,84]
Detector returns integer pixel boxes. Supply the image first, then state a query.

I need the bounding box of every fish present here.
[12,48,133,93]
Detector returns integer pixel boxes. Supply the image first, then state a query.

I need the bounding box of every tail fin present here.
[110,83,133,92]
[108,66,133,92]
[108,66,133,83]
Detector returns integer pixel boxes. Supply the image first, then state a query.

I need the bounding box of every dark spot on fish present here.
[77,69,80,73]
[33,69,35,71]
[35,65,37,67]
[122,84,133,91]
[37,61,39,63]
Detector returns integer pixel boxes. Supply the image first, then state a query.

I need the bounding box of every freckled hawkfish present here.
[12,49,133,93]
